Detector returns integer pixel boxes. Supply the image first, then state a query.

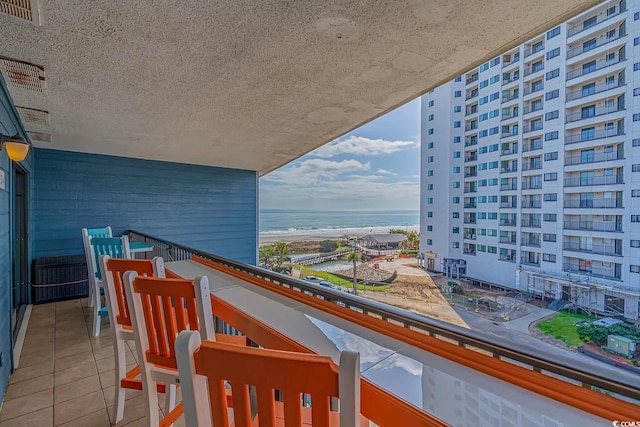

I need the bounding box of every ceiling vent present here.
[1,58,45,92]
[17,107,49,125]
[0,0,33,21]
[28,131,51,143]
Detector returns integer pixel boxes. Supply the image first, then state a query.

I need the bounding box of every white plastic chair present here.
[99,254,166,424]
[81,226,112,308]
[176,330,360,426]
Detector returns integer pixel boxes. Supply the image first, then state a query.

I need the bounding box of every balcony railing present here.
[499,254,517,262]
[465,154,478,162]
[521,181,541,190]
[500,202,517,208]
[501,147,518,156]
[466,91,478,100]
[465,123,478,131]
[522,123,543,134]
[565,105,624,124]
[465,171,478,178]
[563,220,623,232]
[523,104,543,115]
[522,142,543,153]
[565,151,623,166]
[500,219,517,227]
[567,6,626,37]
[521,200,542,209]
[565,128,624,145]
[501,110,518,120]
[563,242,622,257]
[463,218,477,224]
[521,162,542,171]
[521,220,541,228]
[524,44,544,58]
[566,56,625,81]
[520,258,541,266]
[521,238,541,247]
[123,231,640,419]
[500,183,518,190]
[564,198,623,208]
[464,234,476,240]
[502,75,519,86]
[524,64,544,76]
[465,139,478,147]
[463,187,477,193]
[502,57,520,68]
[464,202,477,208]
[466,75,479,85]
[564,175,624,187]
[463,249,476,255]
[499,236,517,244]
[501,130,518,138]
[567,30,626,59]
[501,93,519,104]
[563,263,622,281]
[500,166,518,173]
[523,84,543,96]
[466,106,478,116]
[566,79,624,102]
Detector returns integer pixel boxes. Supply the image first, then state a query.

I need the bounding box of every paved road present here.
[453,307,638,385]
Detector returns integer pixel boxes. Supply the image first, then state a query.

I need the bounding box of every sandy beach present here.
[259,226,419,246]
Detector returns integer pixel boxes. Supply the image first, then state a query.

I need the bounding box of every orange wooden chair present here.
[124,273,246,427]
[99,255,170,424]
[176,330,361,427]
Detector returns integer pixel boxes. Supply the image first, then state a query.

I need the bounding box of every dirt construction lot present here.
[360,258,468,328]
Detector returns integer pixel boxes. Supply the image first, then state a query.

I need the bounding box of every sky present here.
[260,98,421,211]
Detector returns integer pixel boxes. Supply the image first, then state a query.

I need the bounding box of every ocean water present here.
[259,209,419,238]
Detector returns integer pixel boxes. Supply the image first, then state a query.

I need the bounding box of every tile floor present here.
[0,299,183,426]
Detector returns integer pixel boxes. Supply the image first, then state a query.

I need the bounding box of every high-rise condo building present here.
[420,0,640,321]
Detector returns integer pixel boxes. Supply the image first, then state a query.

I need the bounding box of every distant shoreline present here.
[259,225,419,246]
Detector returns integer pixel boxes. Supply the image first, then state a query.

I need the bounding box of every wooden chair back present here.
[90,236,131,281]
[176,331,360,427]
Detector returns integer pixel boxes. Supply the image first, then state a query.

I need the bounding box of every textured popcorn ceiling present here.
[0,1,599,174]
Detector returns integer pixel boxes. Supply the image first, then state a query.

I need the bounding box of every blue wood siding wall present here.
[0,75,34,404]
[33,149,258,265]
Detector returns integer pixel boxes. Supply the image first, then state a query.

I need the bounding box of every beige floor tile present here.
[54,327,87,340]
[95,351,136,373]
[4,374,53,401]
[54,361,97,386]
[107,394,162,426]
[0,406,53,427]
[92,345,115,362]
[9,361,54,385]
[54,351,94,372]
[53,390,105,426]
[54,341,93,359]
[54,375,102,404]
[57,408,110,427]
[90,336,113,350]
[102,386,142,408]
[20,341,54,357]
[98,363,137,389]
[0,389,53,422]
[17,351,54,370]
[23,332,54,348]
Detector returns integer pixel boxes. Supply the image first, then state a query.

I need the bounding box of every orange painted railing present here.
[190,255,640,423]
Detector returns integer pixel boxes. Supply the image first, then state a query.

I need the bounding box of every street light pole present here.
[351,240,358,295]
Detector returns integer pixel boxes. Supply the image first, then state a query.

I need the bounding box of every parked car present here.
[304,276,341,290]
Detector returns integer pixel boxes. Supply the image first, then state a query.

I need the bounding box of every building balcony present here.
[465,123,478,131]
[465,154,478,162]
[563,220,623,233]
[464,234,476,240]
[500,202,517,208]
[464,218,477,224]
[521,201,542,209]
[463,248,476,255]
[566,57,625,81]
[499,254,517,262]
[563,242,622,257]
[564,176,624,187]
[500,183,518,191]
[520,257,541,266]
[466,106,478,116]
[500,237,517,244]
[502,57,520,68]
[566,30,626,60]
[565,105,624,124]
[564,151,624,166]
[565,128,624,145]
[500,219,517,227]
[521,220,541,228]
[524,64,544,77]
[465,138,478,147]
[466,75,479,85]
[522,142,542,153]
[522,124,543,134]
[523,84,543,96]
[566,79,624,102]
[501,147,518,156]
[501,110,519,120]
[524,44,544,58]
[567,5,626,38]
[463,188,477,194]
[465,171,477,178]
[521,163,542,171]
[563,198,623,209]
[501,94,519,104]
[523,104,543,116]
[501,75,520,86]
[464,202,477,209]
[563,263,622,281]
[500,166,518,174]
[521,181,541,190]
[521,238,541,247]
[501,130,518,139]
[466,91,478,101]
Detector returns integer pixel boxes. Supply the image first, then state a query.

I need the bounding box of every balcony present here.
[521,181,541,190]
[521,162,542,171]
[524,44,544,58]
[567,6,627,37]
[566,57,625,81]
[521,220,541,228]
[564,198,623,209]
[523,84,543,96]
[563,263,622,281]
[466,74,479,85]
[523,104,543,115]
[500,219,517,227]
[522,142,542,153]
[465,123,478,131]
[564,220,622,232]
[563,242,622,257]
[522,123,543,134]
[565,128,624,145]
[502,75,519,86]
[521,200,542,209]
[463,248,476,255]
[499,254,516,262]
[565,105,624,124]
[464,234,476,240]
[564,175,624,187]
[464,154,478,162]
[566,30,626,59]
[565,151,623,166]
[500,202,517,208]
[465,171,477,178]
[500,236,517,244]
[464,217,477,224]
[501,147,518,156]
[502,56,520,68]
[501,93,519,104]
[463,187,477,193]
[464,202,477,209]
[566,79,624,102]
[501,130,518,139]
[500,183,517,191]
[521,238,541,247]
[466,91,478,101]
[465,106,478,116]
[520,257,541,266]
[500,166,518,173]
[524,63,544,77]
[501,110,518,120]
[465,138,478,147]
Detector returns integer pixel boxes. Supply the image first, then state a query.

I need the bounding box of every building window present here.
[544,193,557,201]
[453,212,460,218]
[427,212,433,218]
[542,253,556,263]
[544,173,557,181]
[635,37,640,46]
[453,166,460,173]
[544,131,558,141]
[489,126,499,135]
[532,41,544,53]
[452,182,460,188]
[428,100,434,107]
[634,139,640,147]
[490,92,500,101]
[453,136,461,143]
[428,114,434,121]
[487,246,497,254]
[480,79,488,89]
[635,62,640,71]
[631,240,640,248]
[490,58,500,67]
[426,239,432,245]
[452,242,460,248]
[427,156,433,163]
[634,88,640,96]
[453,151,461,158]
[489,144,498,152]
[547,26,560,39]
[631,265,640,273]
[635,11,640,20]
[543,233,556,242]
[427,170,433,176]
[454,121,461,128]
[546,69,559,80]
[454,76,462,82]
[427,198,433,204]
[427,225,433,232]
[633,164,640,172]
[543,213,557,222]
[454,106,461,112]
[452,227,459,234]
[633,189,640,197]
[545,89,559,100]
[479,96,488,105]
[428,128,434,135]
[546,48,560,60]
[634,114,640,122]
[453,197,460,204]
[545,110,559,121]
[544,151,558,161]
[454,90,462,97]
[490,75,500,84]
[428,142,434,149]
[632,215,640,222]
[427,184,433,190]
[479,63,489,72]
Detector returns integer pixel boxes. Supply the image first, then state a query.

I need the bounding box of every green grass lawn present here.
[299,266,390,292]
[537,311,597,347]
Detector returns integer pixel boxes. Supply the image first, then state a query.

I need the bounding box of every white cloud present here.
[313,135,418,158]
[262,158,370,186]
[376,168,396,176]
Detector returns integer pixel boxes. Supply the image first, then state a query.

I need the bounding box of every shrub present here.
[319,240,338,253]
